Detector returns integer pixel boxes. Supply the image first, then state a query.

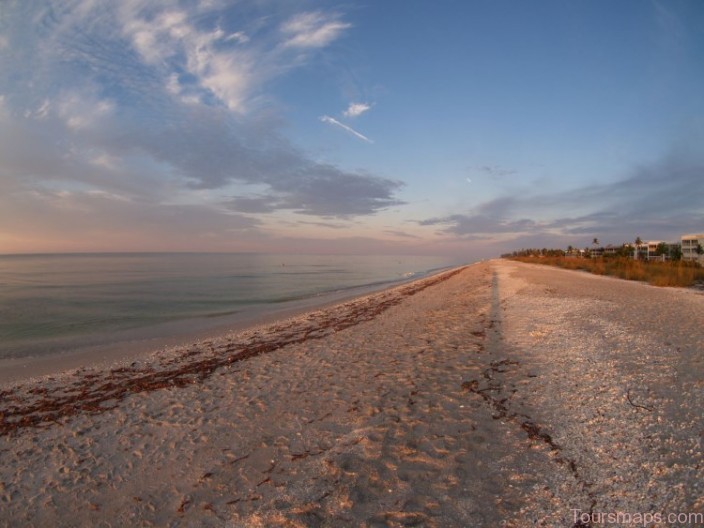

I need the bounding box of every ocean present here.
[0,253,460,361]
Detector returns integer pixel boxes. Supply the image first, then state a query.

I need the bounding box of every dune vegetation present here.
[510,256,704,288]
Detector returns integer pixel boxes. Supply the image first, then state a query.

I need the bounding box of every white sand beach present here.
[1,260,703,527]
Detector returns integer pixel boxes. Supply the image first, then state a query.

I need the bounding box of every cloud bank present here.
[422,150,704,248]
[0,1,401,251]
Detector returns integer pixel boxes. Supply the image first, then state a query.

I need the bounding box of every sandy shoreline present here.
[0,269,455,386]
[0,265,468,435]
[1,260,703,527]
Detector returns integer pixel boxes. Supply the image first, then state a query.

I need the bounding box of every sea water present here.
[0,253,459,361]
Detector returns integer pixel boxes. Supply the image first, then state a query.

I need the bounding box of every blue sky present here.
[0,0,702,257]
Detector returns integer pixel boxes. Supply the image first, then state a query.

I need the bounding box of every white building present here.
[646,241,662,260]
[634,242,649,260]
[645,241,679,261]
[681,234,704,264]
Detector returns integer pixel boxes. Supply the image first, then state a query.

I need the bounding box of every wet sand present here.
[1,260,703,527]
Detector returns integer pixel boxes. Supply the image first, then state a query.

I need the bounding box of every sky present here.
[0,0,703,258]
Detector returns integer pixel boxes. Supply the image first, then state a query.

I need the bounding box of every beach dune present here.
[1,260,703,527]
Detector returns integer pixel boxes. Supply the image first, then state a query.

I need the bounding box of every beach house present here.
[681,234,704,264]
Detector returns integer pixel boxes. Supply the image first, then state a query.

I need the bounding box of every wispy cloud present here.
[28,3,353,115]
[281,11,351,48]
[320,115,373,143]
[384,229,421,239]
[117,5,259,113]
[473,165,517,178]
[297,220,347,230]
[343,102,371,118]
[420,212,537,236]
[226,31,250,44]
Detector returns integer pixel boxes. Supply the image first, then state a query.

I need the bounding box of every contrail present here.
[320,115,373,143]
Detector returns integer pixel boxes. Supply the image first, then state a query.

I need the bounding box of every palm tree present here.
[591,238,600,259]
[634,236,643,260]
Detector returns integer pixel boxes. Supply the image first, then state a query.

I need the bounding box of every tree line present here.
[500,239,702,261]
